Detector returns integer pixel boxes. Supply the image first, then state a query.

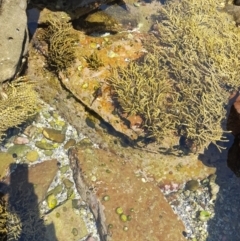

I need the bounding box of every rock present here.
[13,136,29,145]
[3,159,58,203]
[42,128,66,143]
[23,125,38,138]
[0,0,28,82]
[7,144,31,157]
[45,199,88,241]
[63,179,73,189]
[35,140,57,150]
[0,152,14,179]
[64,139,76,150]
[68,147,186,241]
[185,180,199,191]
[26,150,39,162]
[46,193,58,209]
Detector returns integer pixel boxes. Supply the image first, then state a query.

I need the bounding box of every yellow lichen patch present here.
[75,146,186,241]
[0,77,39,141]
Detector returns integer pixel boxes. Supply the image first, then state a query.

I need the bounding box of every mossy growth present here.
[109,0,240,151]
[0,77,39,141]
[44,14,78,72]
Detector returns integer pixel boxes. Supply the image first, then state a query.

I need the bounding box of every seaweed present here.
[84,52,104,70]
[108,0,240,151]
[44,15,78,72]
[0,77,38,141]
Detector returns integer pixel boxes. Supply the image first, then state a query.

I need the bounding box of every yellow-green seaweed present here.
[44,14,78,72]
[109,0,240,151]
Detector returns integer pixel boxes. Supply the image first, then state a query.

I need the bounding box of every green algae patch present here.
[72,146,186,241]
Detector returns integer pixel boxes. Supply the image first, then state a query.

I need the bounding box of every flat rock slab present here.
[69,146,186,241]
[45,199,88,241]
[2,159,58,203]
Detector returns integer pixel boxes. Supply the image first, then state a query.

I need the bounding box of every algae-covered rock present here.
[64,139,76,150]
[26,150,39,162]
[0,152,14,179]
[7,144,31,157]
[185,180,199,191]
[45,199,88,241]
[47,193,58,209]
[63,179,74,189]
[35,141,56,150]
[42,128,65,143]
[69,147,186,241]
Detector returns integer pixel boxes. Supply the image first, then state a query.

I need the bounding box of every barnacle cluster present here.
[0,77,38,141]
[44,15,78,72]
[109,0,240,150]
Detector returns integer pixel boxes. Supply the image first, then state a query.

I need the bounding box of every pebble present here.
[13,136,29,145]
[26,150,39,162]
[42,128,66,143]
[1,102,100,241]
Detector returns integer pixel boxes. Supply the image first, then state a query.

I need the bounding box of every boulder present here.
[0,0,28,82]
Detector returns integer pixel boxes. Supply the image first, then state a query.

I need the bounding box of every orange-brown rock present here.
[3,159,58,203]
[69,147,186,241]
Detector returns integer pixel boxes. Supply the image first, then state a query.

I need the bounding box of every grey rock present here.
[0,0,28,82]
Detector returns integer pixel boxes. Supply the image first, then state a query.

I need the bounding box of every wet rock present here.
[42,128,66,143]
[63,179,74,189]
[47,184,63,197]
[68,147,186,241]
[26,150,39,162]
[35,140,56,150]
[13,136,29,145]
[3,159,58,202]
[45,199,88,241]
[64,139,76,150]
[0,152,14,179]
[185,180,199,191]
[60,165,69,174]
[23,125,38,138]
[46,193,58,209]
[7,144,31,157]
[0,0,28,82]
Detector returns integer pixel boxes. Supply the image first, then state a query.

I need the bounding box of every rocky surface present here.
[69,146,186,241]
[0,0,28,82]
[1,1,240,241]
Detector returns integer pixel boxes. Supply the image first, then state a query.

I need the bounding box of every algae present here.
[109,0,240,151]
[44,14,78,72]
[0,77,38,141]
